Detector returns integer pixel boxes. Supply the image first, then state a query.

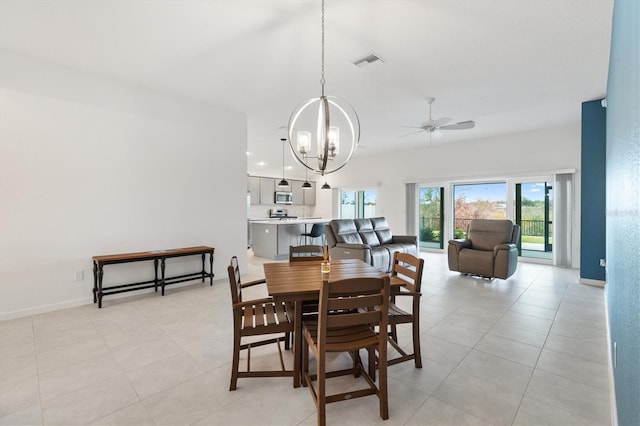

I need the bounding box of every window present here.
[340,189,376,219]
[453,182,506,238]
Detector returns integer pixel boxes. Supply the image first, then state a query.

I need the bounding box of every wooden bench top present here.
[93,246,214,263]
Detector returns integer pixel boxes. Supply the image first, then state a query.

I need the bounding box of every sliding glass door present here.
[515,182,553,259]
[418,187,444,249]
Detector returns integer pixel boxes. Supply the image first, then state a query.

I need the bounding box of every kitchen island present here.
[250,218,328,260]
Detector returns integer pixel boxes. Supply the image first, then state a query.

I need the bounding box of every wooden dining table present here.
[263,258,387,388]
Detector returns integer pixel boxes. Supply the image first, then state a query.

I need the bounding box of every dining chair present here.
[387,252,425,368]
[302,276,390,426]
[299,222,324,245]
[227,256,294,391]
[289,244,324,262]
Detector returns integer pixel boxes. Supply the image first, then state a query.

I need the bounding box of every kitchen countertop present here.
[249,217,329,225]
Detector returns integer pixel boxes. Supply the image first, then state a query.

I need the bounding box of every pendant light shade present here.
[278,138,289,188]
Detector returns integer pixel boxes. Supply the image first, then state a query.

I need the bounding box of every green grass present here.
[521,236,545,244]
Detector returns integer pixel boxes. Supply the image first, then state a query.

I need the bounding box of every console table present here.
[92,246,214,308]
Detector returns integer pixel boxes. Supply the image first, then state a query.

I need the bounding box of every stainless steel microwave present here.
[274,191,293,204]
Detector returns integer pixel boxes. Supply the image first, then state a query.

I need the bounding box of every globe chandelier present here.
[287,0,360,178]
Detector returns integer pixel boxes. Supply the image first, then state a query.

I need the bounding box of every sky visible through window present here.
[455,183,506,201]
[521,183,546,201]
[455,182,546,202]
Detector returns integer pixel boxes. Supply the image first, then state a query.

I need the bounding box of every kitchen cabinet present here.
[251,218,328,259]
[303,182,316,205]
[248,177,260,205]
[259,177,275,205]
[291,180,304,205]
[251,222,304,259]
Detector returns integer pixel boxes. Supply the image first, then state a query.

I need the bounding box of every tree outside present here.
[454,183,506,238]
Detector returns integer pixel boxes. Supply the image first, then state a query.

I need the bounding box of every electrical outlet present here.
[74,270,85,281]
[600,258,606,267]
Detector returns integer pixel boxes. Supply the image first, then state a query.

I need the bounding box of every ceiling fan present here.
[399,97,475,140]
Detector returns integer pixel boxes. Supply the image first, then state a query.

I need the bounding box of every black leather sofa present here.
[324,217,417,272]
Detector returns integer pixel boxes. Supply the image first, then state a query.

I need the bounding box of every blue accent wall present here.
[581,100,606,281]
[606,0,640,425]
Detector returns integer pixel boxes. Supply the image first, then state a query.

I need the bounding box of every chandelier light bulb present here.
[297,131,311,155]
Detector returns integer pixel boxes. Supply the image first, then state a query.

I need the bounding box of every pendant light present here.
[302,158,312,189]
[287,0,360,177]
[277,138,289,188]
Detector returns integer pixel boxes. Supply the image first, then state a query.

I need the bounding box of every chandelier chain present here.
[320,0,325,92]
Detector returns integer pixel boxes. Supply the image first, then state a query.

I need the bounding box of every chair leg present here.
[229,330,241,391]
[317,351,326,426]
[413,316,422,368]
[378,347,389,420]
[390,324,398,343]
[302,336,309,388]
[367,347,376,381]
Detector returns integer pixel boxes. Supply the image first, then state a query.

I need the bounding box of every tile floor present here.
[1,252,612,425]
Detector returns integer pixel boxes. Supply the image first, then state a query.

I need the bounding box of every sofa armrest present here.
[493,243,517,255]
[448,239,471,251]
[391,235,417,245]
[493,243,518,279]
[447,239,471,272]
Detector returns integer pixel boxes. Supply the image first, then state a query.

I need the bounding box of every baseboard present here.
[579,277,606,287]
[605,290,619,426]
[0,297,92,321]
[0,278,225,322]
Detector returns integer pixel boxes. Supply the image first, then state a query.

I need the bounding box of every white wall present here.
[314,124,582,266]
[0,51,248,319]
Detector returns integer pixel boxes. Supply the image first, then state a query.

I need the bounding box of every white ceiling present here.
[0,0,613,179]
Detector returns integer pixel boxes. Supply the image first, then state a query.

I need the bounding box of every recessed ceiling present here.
[0,0,613,179]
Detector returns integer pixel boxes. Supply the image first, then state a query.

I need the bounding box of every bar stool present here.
[299,223,324,245]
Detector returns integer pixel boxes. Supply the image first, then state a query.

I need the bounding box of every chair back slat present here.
[227,256,243,304]
[318,276,390,348]
[327,294,382,311]
[289,245,324,262]
[391,252,424,292]
[325,278,384,297]
[326,310,381,328]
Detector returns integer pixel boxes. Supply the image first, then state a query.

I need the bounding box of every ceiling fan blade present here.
[397,129,426,138]
[399,125,425,129]
[440,120,475,130]
[433,117,452,126]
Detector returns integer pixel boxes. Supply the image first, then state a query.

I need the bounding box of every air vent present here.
[352,51,385,67]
